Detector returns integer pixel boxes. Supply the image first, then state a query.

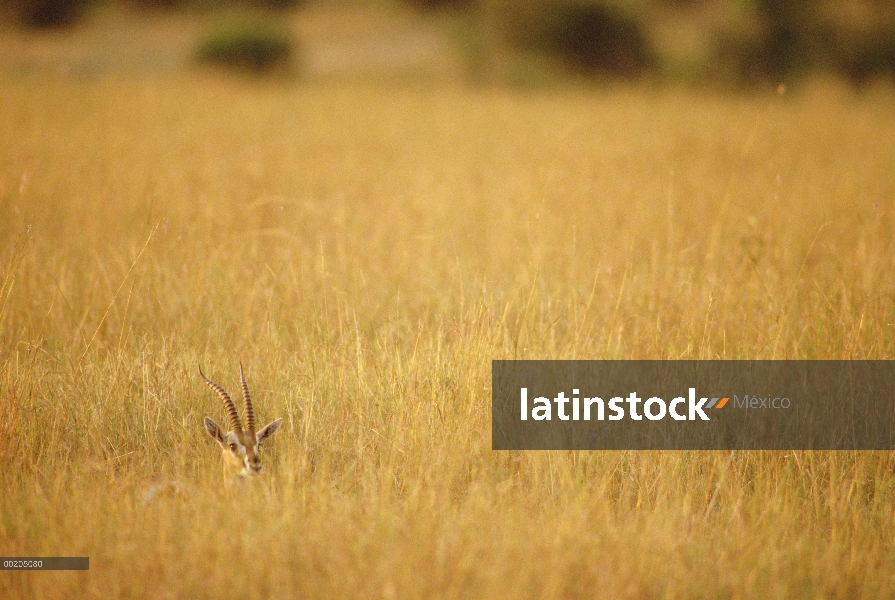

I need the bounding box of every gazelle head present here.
[199,363,282,478]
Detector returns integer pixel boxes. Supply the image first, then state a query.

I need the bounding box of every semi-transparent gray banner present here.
[492,361,895,450]
[1,557,89,570]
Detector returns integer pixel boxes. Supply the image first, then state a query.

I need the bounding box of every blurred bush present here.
[820,2,895,86]
[479,0,895,87]
[125,0,182,10]
[712,0,895,87]
[508,1,653,79]
[709,0,824,86]
[196,13,296,75]
[125,0,303,11]
[407,0,470,9]
[836,30,895,86]
[244,0,302,10]
[546,2,652,77]
[13,0,92,27]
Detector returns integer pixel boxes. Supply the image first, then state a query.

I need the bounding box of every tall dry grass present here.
[1,75,894,598]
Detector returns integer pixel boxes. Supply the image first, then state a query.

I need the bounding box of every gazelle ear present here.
[204,416,225,445]
[256,418,283,443]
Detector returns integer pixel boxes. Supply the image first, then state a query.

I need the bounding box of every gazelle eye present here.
[229,443,237,452]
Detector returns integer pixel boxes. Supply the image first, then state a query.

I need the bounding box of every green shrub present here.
[406,0,471,10]
[248,0,303,10]
[512,2,653,79]
[196,16,296,74]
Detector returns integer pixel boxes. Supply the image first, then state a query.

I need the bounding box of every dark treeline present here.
[4,0,895,86]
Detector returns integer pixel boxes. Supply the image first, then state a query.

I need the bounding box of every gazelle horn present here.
[239,362,255,433]
[199,365,242,432]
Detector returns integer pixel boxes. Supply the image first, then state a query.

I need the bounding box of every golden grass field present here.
[1,73,895,598]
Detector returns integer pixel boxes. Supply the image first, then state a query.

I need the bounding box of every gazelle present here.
[199,363,282,479]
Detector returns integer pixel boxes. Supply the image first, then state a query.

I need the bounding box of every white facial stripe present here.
[218,429,266,477]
